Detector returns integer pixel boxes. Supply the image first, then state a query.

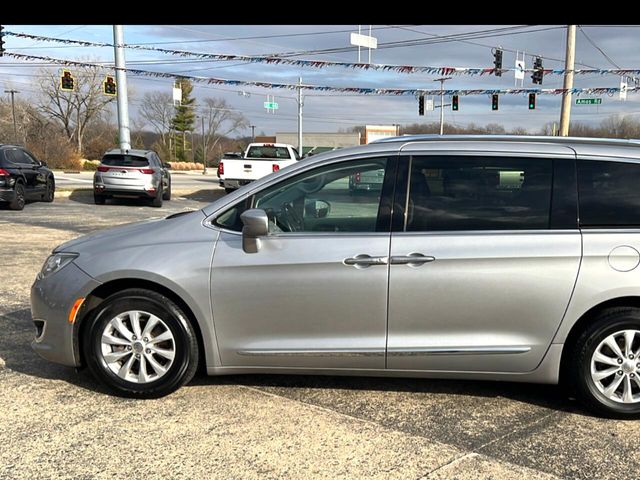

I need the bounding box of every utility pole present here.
[4,89,19,144]
[297,77,303,154]
[434,77,452,135]
[559,25,576,137]
[250,125,256,141]
[113,25,131,152]
[202,115,207,174]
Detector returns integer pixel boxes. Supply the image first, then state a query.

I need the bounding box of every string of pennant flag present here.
[5,30,640,77]
[4,52,639,97]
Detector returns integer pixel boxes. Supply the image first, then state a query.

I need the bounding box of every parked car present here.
[0,144,55,210]
[219,142,300,193]
[31,135,640,417]
[93,149,171,207]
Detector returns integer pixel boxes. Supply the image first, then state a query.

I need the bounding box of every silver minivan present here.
[32,136,640,417]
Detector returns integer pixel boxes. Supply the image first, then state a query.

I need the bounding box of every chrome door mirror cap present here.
[241,209,269,253]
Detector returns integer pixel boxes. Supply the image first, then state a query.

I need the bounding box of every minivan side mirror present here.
[163,163,171,169]
[240,209,269,253]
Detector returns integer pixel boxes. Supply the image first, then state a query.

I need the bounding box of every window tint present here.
[246,146,291,159]
[578,160,640,227]
[22,150,38,165]
[101,154,149,167]
[3,149,21,165]
[406,156,553,231]
[215,158,389,233]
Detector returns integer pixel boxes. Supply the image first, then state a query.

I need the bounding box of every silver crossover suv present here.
[93,149,171,207]
[32,135,640,417]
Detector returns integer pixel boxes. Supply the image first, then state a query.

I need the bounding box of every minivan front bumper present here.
[31,262,101,367]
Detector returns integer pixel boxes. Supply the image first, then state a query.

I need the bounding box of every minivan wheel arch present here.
[75,278,207,373]
[560,296,640,386]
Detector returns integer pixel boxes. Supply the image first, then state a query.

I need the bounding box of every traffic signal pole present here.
[559,25,576,137]
[113,25,131,152]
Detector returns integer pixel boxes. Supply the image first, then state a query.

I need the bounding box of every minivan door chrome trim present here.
[237,348,385,357]
[388,346,532,356]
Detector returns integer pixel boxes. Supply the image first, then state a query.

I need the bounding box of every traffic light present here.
[452,95,459,111]
[0,25,5,57]
[531,57,544,85]
[528,93,536,110]
[103,76,117,96]
[418,95,425,116]
[491,94,499,111]
[60,70,75,91]
[493,49,503,76]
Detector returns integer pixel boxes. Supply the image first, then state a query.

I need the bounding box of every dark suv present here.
[0,144,55,210]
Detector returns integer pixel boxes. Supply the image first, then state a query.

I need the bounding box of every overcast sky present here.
[2,24,639,136]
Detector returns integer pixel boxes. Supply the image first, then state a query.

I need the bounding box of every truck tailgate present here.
[224,159,274,180]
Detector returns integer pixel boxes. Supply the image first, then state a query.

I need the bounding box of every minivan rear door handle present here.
[344,254,389,268]
[390,253,435,266]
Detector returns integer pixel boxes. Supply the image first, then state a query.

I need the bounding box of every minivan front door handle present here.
[344,254,389,268]
[390,253,435,266]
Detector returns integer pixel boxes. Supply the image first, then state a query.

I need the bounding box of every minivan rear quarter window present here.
[578,159,640,227]
[101,154,149,167]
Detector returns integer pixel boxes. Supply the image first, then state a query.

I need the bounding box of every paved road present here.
[0,195,638,479]
[53,170,220,191]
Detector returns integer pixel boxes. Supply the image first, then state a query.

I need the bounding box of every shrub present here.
[83,160,98,171]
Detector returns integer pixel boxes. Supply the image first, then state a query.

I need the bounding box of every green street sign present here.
[263,101,279,109]
[575,98,602,105]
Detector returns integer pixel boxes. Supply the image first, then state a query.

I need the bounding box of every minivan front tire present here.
[83,288,199,398]
[568,307,640,418]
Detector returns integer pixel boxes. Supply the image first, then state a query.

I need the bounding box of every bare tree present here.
[138,91,173,148]
[200,97,248,164]
[37,65,115,155]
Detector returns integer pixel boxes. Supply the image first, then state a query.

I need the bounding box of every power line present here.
[5,52,638,98]
[578,25,621,69]
[128,25,402,46]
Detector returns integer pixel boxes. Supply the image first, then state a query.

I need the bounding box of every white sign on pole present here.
[515,60,526,80]
[620,78,628,101]
[172,85,182,106]
[350,32,378,49]
[425,98,434,111]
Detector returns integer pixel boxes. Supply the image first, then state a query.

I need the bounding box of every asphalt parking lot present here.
[1,188,638,479]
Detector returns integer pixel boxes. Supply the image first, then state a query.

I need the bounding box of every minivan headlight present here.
[38,253,79,280]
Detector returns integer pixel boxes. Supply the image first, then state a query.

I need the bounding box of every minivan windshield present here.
[101,154,149,167]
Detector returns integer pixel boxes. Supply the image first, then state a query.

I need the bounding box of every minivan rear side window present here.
[578,159,640,227]
[405,156,553,231]
[101,154,149,167]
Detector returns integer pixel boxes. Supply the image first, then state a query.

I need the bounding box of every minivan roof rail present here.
[372,134,640,147]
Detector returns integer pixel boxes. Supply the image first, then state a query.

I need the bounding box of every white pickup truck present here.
[218,142,301,193]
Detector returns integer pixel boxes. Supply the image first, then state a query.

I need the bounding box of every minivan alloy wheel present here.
[590,329,640,404]
[100,310,176,384]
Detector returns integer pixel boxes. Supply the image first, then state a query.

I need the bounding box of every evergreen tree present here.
[171,78,196,161]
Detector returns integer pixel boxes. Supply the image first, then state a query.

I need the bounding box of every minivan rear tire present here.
[568,307,640,418]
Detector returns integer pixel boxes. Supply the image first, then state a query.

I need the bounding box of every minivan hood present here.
[54,209,207,253]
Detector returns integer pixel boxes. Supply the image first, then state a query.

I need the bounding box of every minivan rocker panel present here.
[31,135,640,416]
